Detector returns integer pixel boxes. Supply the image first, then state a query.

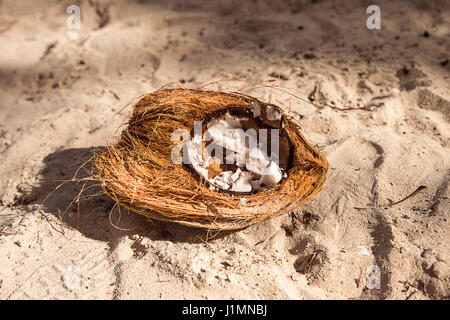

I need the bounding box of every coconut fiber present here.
[95,88,329,230]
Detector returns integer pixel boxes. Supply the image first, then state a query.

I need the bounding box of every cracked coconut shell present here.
[95,88,329,230]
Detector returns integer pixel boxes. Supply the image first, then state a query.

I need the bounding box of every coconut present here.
[95,88,329,230]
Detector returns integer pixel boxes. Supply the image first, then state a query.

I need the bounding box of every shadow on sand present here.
[22,147,235,250]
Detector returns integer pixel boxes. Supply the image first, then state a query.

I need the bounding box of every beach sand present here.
[0,0,448,299]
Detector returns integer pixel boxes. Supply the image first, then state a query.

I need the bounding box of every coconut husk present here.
[95,88,329,230]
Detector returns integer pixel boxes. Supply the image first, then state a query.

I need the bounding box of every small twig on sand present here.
[354,185,427,210]
[307,251,318,274]
[406,291,418,300]
[388,185,427,207]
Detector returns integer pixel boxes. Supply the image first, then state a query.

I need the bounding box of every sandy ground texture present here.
[0,0,449,300]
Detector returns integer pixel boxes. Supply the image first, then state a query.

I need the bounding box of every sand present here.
[0,0,448,300]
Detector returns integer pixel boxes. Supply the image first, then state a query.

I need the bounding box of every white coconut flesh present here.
[186,107,289,193]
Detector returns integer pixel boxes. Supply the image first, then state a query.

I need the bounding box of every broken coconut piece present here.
[260,161,282,186]
[231,171,254,193]
[210,171,233,190]
[186,111,289,193]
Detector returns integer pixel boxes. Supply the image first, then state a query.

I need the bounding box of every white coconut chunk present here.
[248,146,269,159]
[236,153,247,168]
[250,102,261,118]
[218,171,233,184]
[211,178,231,190]
[232,181,252,193]
[248,146,270,163]
[245,146,270,176]
[245,162,263,175]
[231,167,241,182]
[205,125,224,142]
[260,161,282,186]
[231,172,253,193]
[245,157,269,176]
[206,128,245,156]
[209,171,233,189]
[185,134,211,180]
[266,106,282,121]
